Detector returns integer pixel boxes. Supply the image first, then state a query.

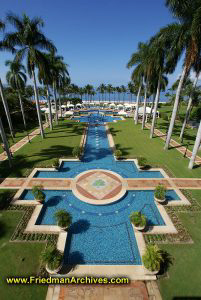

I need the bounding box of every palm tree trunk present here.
[142,82,147,129]
[32,68,45,139]
[0,117,12,167]
[18,91,26,129]
[46,86,53,130]
[150,77,161,138]
[134,84,142,125]
[164,64,187,150]
[188,120,201,169]
[150,94,155,116]
[180,74,199,141]
[53,81,58,125]
[0,78,15,138]
[58,92,62,117]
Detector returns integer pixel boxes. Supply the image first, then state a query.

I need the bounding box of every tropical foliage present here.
[142,244,164,272]
[130,211,146,228]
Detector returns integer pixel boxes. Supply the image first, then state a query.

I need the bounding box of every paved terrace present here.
[1,177,201,190]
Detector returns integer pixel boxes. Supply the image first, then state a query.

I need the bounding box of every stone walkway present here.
[0,123,49,161]
[1,177,201,190]
[146,123,201,165]
[46,281,150,300]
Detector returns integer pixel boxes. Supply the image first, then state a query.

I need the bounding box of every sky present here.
[0,0,185,88]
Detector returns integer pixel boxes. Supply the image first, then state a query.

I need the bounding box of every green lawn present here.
[109,119,201,299]
[0,210,47,300]
[0,119,84,178]
[0,122,39,154]
[159,204,201,299]
[157,104,201,155]
[109,119,201,178]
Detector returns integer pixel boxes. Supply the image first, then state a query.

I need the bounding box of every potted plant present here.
[72,146,81,158]
[40,245,63,274]
[138,157,147,169]
[130,211,146,231]
[32,186,46,203]
[154,184,166,203]
[54,210,72,230]
[52,158,60,170]
[115,149,122,160]
[142,244,164,274]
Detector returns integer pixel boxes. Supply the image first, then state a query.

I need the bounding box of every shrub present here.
[115,149,122,159]
[72,146,81,158]
[54,210,72,229]
[40,246,63,271]
[32,186,46,202]
[142,245,164,272]
[130,211,146,227]
[52,158,60,169]
[155,184,166,200]
[138,157,147,167]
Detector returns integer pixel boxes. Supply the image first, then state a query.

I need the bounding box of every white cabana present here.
[67,104,74,110]
[137,106,159,121]
[41,107,47,112]
[124,104,132,111]
[61,104,67,108]
[109,103,116,108]
[76,103,82,108]
[103,102,109,107]
[65,111,74,116]
[118,110,128,117]
[138,106,152,114]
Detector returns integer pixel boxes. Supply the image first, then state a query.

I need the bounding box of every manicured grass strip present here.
[109,119,201,178]
[159,203,201,299]
[0,210,47,300]
[0,119,85,178]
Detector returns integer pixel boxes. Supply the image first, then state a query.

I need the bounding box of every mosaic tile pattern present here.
[75,171,122,200]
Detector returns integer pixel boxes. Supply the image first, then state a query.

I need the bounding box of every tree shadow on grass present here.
[108,128,121,137]
[158,250,174,276]
[0,220,7,237]
[115,143,132,157]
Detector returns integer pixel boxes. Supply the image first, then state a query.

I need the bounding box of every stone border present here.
[71,169,127,205]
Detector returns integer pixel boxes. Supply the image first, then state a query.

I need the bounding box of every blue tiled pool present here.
[25,112,176,266]
[21,189,180,265]
[34,125,163,179]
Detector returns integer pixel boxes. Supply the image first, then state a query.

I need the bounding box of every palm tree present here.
[180,56,201,141]
[5,13,56,139]
[147,35,170,138]
[5,59,27,128]
[85,84,93,103]
[107,84,113,102]
[98,84,105,102]
[127,42,151,129]
[0,19,15,139]
[163,0,201,149]
[0,117,12,167]
[121,85,127,104]
[38,57,53,130]
[188,120,201,169]
[45,51,69,123]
